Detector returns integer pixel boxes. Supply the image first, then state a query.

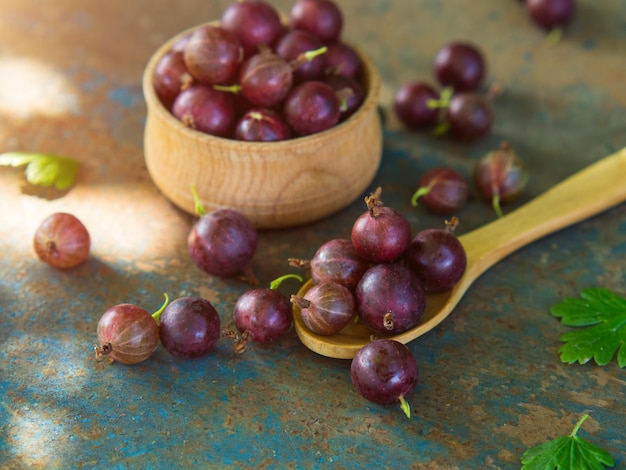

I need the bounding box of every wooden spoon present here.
[292,147,626,359]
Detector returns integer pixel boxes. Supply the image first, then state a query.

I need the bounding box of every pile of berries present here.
[411,142,528,218]
[394,40,495,143]
[152,0,366,141]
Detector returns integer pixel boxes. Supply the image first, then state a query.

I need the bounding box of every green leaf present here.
[521,415,614,470]
[0,152,79,190]
[550,288,626,367]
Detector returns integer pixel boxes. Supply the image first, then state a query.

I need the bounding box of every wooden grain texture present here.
[293,147,626,359]
[143,24,383,229]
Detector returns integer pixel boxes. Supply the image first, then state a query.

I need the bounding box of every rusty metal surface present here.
[0,1,625,468]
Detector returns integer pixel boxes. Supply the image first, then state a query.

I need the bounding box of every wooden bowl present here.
[142,23,383,229]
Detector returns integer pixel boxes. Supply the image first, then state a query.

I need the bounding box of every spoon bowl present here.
[293,147,626,359]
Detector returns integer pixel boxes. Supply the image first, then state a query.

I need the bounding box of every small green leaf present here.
[550,288,626,368]
[0,152,79,190]
[521,415,614,470]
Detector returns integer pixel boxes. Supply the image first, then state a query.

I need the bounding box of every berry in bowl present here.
[142,0,383,229]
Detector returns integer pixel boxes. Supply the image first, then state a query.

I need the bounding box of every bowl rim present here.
[142,21,382,152]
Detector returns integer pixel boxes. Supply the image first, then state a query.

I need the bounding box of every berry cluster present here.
[92,194,297,362]
[394,40,495,143]
[185,195,301,354]
[287,187,467,415]
[411,142,528,218]
[291,187,467,335]
[394,0,576,141]
[94,295,221,364]
[152,0,366,141]
[87,184,466,416]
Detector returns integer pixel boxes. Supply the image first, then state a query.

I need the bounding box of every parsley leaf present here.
[0,152,79,190]
[550,288,626,368]
[521,415,614,470]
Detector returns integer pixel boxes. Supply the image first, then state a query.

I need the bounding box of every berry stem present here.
[180,73,194,91]
[445,216,460,233]
[545,27,564,48]
[383,312,394,331]
[213,84,242,94]
[298,46,328,64]
[94,342,113,361]
[432,121,450,137]
[570,414,590,438]
[410,186,431,207]
[290,295,311,310]
[399,395,411,419]
[365,186,384,217]
[269,273,303,290]
[288,258,311,269]
[336,87,354,112]
[290,46,328,70]
[426,86,453,109]
[234,330,253,354]
[151,293,170,325]
[221,328,253,354]
[221,327,239,340]
[492,193,504,218]
[190,184,206,217]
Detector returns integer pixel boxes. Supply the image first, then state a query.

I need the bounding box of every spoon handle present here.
[460,147,626,279]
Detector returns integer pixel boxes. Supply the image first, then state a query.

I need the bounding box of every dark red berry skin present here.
[96,304,159,364]
[153,50,191,110]
[404,228,467,293]
[188,209,258,278]
[351,339,418,405]
[356,263,426,335]
[434,42,486,92]
[283,81,340,135]
[289,0,344,43]
[238,52,294,108]
[220,0,284,57]
[171,33,191,52]
[393,81,440,130]
[323,74,365,121]
[473,146,528,204]
[324,42,363,80]
[298,281,355,336]
[417,167,469,214]
[275,29,327,83]
[183,25,243,85]
[159,297,221,359]
[172,85,235,137]
[446,92,493,142]
[310,238,370,291]
[233,289,293,344]
[235,108,292,142]
[351,207,412,264]
[526,0,575,30]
